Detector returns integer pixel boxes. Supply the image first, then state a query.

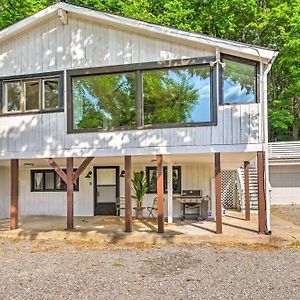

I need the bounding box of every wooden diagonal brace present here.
[47,158,68,184]
[72,157,94,183]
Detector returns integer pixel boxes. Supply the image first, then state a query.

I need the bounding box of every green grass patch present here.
[291,241,300,249]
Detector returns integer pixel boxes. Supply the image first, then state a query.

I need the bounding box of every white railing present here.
[236,167,245,210]
[269,141,300,159]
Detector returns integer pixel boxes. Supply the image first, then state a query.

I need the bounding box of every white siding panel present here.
[241,104,250,143]
[232,105,241,144]
[223,106,233,145]
[19,168,93,216]
[270,165,300,205]
[0,15,262,158]
[0,167,10,219]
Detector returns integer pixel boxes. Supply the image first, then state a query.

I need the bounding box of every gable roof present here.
[0,1,278,64]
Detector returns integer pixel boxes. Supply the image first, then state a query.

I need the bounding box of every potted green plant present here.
[132,171,148,215]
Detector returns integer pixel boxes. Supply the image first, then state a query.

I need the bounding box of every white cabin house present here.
[0,2,278,234]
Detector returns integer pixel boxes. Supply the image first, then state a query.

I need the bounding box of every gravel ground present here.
[0,239,299,300]
[271,204,300,226]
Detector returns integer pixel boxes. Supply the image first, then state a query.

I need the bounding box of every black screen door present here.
[94,167,119,215]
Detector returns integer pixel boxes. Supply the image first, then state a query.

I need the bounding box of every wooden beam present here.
[72,157,94,183]
[244,161,250,221]
[124,156,132,232]
[215,153,222,234]
[156,154,164,233]
[10,159,19,230]
[66,157,74,230]
[257,151,266,234]
[47,158,67,184]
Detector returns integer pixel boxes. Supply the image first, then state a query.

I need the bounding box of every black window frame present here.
[0,71,64,116]
[146,166,181,194]
[67,57,218,133]
[220,54,259,105]
[31,169,79,192]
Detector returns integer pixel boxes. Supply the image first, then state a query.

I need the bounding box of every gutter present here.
[262,51,279,234]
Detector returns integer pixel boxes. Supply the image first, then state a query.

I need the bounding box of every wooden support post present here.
[10,159,19,230]
[244,161,250,221]
[215,153,222,234]
[125,156,132,232]
[66,157,74,230]
[156,155,164,233]
[47,157,93,230]
[257,151,266,234]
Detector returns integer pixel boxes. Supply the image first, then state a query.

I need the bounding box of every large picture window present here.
[72,73,136,129]
[31,170,79,192]
[222,57,257,104]
[69,58,216,132]
[146,166,181,194]
[1,74,62,114]
[143,65,211,125]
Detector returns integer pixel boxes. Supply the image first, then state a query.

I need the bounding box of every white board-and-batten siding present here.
[0,163,213,218]
[270,165,300,205]
[0,15,262,159]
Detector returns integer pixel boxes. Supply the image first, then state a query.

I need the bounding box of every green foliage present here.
[0,0,299,140]
[131,171,148,204]
[73,74,136,129]
[143,68,205,124]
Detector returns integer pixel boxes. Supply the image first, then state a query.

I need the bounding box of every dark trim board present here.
[93,166,120,216]
[66,56,218,134]
[67,56,215,77]
[0,71,64,116]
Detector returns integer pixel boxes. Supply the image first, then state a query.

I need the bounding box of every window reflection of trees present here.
[143,66,211,125]
[72,65,212,130]
[73,73,136,129]
[223,58,256,104]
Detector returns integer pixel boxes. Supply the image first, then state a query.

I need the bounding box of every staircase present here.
[237,161,258,210]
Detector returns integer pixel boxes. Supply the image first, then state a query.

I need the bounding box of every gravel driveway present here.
[271,205,300,226]
[0,239,299,300]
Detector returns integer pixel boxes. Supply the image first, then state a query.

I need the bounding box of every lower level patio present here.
[0,210,299,246]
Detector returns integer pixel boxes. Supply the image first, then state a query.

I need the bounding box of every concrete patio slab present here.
[0,211,299,246]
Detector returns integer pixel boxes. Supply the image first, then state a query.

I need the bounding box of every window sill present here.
[68,121,217,134]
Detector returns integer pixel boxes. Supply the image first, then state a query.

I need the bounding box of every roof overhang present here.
[0,2,279,64]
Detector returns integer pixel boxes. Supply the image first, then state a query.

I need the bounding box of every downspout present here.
[262,52,278,234]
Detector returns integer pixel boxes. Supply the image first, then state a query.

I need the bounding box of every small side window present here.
[1,73,62,114]
[33,172,44,191]
[43,78,59,109]
[222,57,257,104]
[31,169,79,192]
[25,80,40,111]
[4,82,21,112]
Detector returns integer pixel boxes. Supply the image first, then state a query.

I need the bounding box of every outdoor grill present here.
[174,190,208,221]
